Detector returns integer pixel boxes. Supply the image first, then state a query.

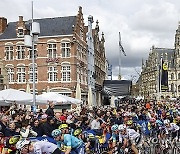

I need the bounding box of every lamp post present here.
[24,2,40,114]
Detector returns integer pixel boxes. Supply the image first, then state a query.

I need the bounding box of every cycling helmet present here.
[9,135,20,145]
[164,119,170,125]
[149,118,156,123]
[58,124,68,130]
[127,120,133,125]
[166,112,170,116]
[74,128,82,136]
[111,124,119,132]
[51,129,61,138]
[155,120,163,126]
[87,133,95,139]
[118,124,126,131]
[16,139,31,150]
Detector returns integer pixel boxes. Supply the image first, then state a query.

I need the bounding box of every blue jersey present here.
[63,134,83,148]
[138,120,150,135]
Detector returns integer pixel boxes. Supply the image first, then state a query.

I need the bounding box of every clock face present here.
[163,63,168,70]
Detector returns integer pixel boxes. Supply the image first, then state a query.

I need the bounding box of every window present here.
[29,64,37,82]
[62,65,71,82]
[17,67,26,83]
[7,67,14,83]
[29,45,37,59]
[5,45,13,60]
[178,73,180,79]
[17,45,25,59]
[61,42,70,58]
[48,43,57,58]
[48,66,57,82]
[17,28,24,37]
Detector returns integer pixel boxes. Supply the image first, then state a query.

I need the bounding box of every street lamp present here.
[24,22,40,114]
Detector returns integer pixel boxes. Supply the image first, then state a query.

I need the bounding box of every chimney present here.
[0,17,7,34]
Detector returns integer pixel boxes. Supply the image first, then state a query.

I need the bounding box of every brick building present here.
[0,7,88,101]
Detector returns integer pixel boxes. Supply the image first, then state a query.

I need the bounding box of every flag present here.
[161,60,168,92]
[119,42,126,56]
[119,32,126,56]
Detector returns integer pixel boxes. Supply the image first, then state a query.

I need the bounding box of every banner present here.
[161,60,168,92]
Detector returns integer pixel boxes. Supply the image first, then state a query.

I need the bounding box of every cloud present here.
[1,0,180,82]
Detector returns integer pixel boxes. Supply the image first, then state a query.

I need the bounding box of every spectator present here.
[31,118,43,137]
[0,115,8,135]
[45,102,54,117]
[5,121,20,137]
[42,116,56,137]
[20,120,37,138]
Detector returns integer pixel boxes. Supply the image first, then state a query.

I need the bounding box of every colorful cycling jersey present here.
[29,141,57,154]
[63,134,83,149]
[137,120,150,135]
[119,129,140,142]
[112,133,119,142]
[165,123,179,133]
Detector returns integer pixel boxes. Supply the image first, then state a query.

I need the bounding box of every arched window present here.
[16,42,25,59]
[48,66,57,82]
[6,65,14,83]
[61,63,71,82]
[29,64,38,82]
[17,66,26,83]
[178,85,180,92]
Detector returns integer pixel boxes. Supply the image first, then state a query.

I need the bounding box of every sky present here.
[1,0,180,82]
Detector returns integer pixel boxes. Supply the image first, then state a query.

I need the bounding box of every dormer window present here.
[17,28,24,37]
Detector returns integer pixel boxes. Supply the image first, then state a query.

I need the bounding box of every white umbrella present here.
[61,95,82,104]
[75,82,81,100]
[0,89,33,105]
[88,86,93,107]
[36,92,68,104]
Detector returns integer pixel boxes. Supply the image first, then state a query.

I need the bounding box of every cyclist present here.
[59,123,69,134]
[118,124,140,154]
[16,139,61,154]
[51,129,85,154]
[164,119,179,140]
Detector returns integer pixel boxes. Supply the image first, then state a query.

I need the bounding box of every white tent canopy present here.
[36,92,68,104]
[0,89,33,105]
[36,92,82,104]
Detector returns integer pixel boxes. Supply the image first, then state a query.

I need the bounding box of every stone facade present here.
[139,22,180,99]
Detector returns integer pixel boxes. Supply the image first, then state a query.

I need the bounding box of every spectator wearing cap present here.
[39,114,48,124]
[45,102,54,117]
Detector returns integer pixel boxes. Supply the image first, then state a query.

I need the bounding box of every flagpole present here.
[118,32,122,80]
